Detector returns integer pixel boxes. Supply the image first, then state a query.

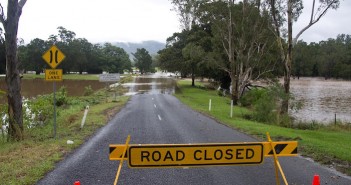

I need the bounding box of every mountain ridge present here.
[112,40,166,59]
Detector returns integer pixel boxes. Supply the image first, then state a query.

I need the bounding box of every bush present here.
[241,83,293,125]
[56,86,68,106]
[25,95,54,127]
[83,85,94,96]
[240,88,266,107]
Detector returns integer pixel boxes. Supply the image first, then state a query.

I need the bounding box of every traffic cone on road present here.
[312,174,320,185]
[74,181,81,185]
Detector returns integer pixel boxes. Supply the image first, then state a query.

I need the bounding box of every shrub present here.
[56,86,68,106]
[83,85,94,96]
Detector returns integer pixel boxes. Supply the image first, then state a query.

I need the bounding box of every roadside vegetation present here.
[0,75,132,185]
[175,80,351,176]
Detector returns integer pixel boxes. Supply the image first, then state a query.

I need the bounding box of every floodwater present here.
[0,78,105,103]
[123,73,176,95]
[290,77,351,124]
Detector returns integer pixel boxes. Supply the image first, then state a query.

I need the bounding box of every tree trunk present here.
[280,0,293,115]
[191,66,195,87]
[1,0,27,141]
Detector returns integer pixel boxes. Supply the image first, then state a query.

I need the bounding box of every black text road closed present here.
[128,143,263,168]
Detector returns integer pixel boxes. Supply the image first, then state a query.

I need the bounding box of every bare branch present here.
[294,0,339,45]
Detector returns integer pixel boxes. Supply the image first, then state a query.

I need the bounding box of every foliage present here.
[240,84,291,125]
[17,27,132,74]
[293,34,351,79]
[132,48,152,74]
[24,96,53,127]
[83,85,94,96]
[55,86,68,106]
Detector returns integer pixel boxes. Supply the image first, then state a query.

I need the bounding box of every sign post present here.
[42,45,66,139]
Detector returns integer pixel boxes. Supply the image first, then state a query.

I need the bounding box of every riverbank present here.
[174,80,351,176]
[0,75,131,185]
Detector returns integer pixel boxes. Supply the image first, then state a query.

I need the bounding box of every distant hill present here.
[112,40,165,60]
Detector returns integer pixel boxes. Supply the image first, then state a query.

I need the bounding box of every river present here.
[290,77,351,124]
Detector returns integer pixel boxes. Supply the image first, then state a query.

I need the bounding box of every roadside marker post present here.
[109,133,298,185]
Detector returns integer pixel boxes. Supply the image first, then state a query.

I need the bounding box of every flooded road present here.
[123,73,176,95]
[290,77,351,124]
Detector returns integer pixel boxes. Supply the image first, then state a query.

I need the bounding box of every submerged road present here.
[37,77,351,185]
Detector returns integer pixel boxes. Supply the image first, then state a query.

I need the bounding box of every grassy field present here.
[0,79,130,184]
[174,80,351,175]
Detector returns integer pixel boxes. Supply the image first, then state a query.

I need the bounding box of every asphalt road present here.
[37,93,351,185]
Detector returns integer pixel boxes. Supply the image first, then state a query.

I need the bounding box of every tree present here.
[132,48,152,74]
[266,0,340,114]
[197,1,277,103]
[101,43,131,73]
[19,38,47,74]
[158,31,188,76]
[0,0,27,140]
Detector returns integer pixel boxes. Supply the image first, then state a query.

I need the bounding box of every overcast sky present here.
[1,0,350,44]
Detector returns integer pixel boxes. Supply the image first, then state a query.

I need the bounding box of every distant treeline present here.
[293,34,351,80]
[1,27,132,74]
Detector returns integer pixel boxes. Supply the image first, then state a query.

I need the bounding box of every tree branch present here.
[19,0,27,9]
[294,0,338,45]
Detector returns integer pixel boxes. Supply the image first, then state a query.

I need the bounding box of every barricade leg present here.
[266,132,288,185]
[114,135,130,185]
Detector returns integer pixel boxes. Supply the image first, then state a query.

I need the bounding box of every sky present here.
[0,0,350,44]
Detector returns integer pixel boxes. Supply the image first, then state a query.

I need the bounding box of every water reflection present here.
[290,77,351,124]
[123,74,176,95]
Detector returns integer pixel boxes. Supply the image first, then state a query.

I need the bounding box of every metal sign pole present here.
[53,81,57,139]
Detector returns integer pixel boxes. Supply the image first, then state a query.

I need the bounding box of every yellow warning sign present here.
[263,141,298,157]
[127,143,263,168]
[45,69,63,81]
[42,45,66,69]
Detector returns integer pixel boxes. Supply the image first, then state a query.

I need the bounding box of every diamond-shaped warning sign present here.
[42,45,66,69]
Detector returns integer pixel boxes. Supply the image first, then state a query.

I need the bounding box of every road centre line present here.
[158,115,162,121]
[154,104,157,108]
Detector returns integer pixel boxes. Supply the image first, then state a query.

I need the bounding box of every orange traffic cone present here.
[74,181,81,185]
[312,174,320,185]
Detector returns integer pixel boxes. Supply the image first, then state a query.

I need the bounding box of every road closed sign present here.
[128,143,263,168]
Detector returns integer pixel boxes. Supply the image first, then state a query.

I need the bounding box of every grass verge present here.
[174,80,351,176]
[0,87,130,184]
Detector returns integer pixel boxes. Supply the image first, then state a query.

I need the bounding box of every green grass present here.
[174,80,351,175]
[0,88,130,184]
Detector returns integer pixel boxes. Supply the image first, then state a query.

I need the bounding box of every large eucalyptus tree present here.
[266,0,340,114]
[0,0,27,140]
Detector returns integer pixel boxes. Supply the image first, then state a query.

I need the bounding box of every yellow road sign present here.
[45,69,63,81]
[263,141,298,157]
[123,143,263,168]
[42,45,66,69]
[109,141,298,163]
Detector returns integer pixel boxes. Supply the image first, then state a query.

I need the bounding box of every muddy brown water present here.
[0,78,106,103]
[122,75,176,95]
[290,77,351,124]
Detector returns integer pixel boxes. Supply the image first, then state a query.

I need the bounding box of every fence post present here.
[209,99,212,111]
[230,100,233,118]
